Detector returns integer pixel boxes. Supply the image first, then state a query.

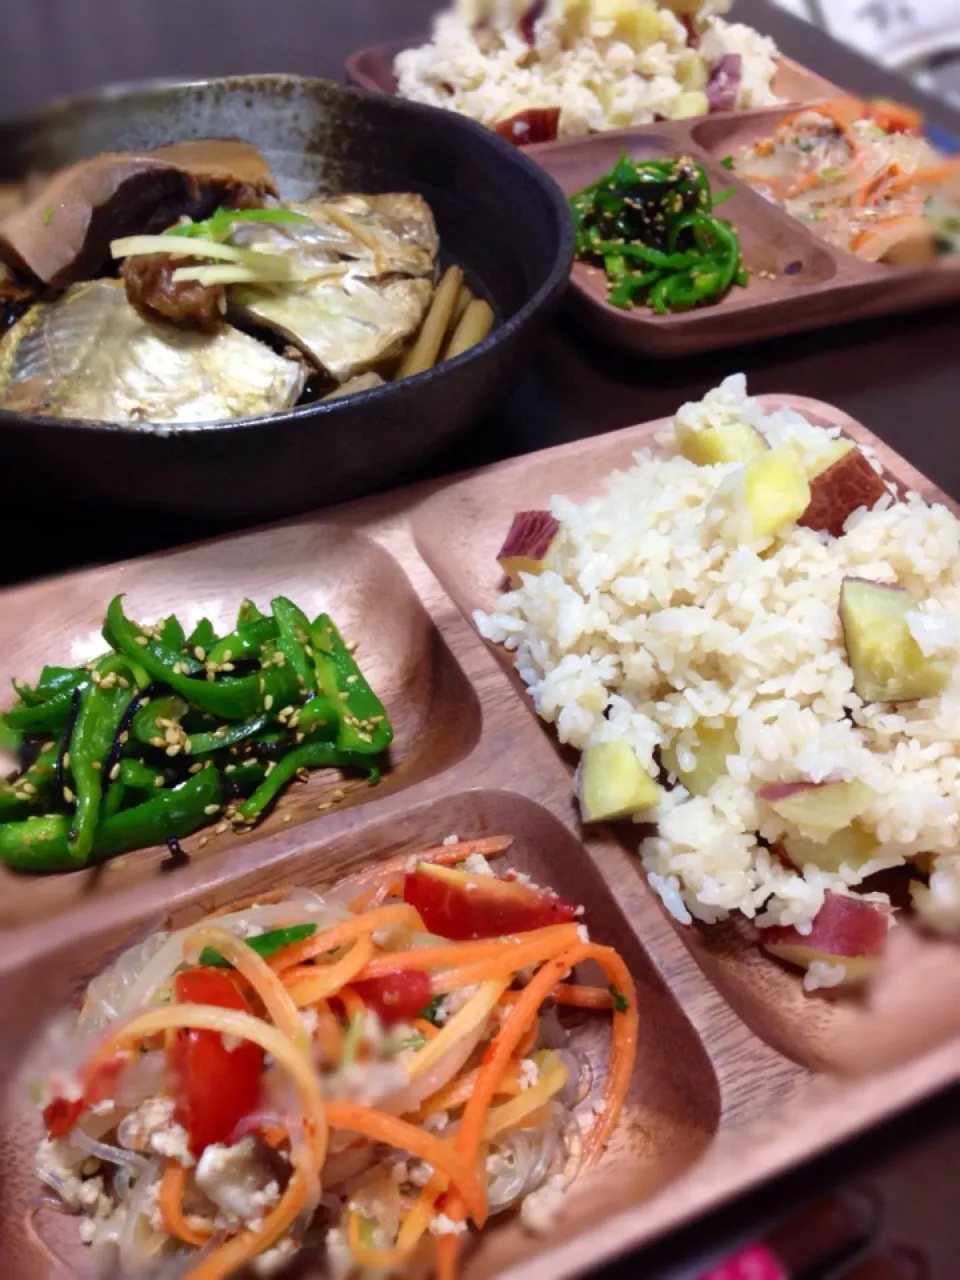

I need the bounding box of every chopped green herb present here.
[608,984,629,1013]
[418,995,445,1026]
[42,205,52,224]
[570,153,746,314]
[720,155,734,170]
[165,205,311,243]
[712,185,736,205]
[198,922,317,967]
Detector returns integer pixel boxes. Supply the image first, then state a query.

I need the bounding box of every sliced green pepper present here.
[222,757,268,795]
[0,743,58,821]
[2,677,90,732]
[159,615,186,651]
[107,596,264,720]
[132,695,188,749]
[232,741,372,823]
[608,267,659,309]
[311,615,392,755]
[119,759,168,791]
[68,656,140,862]
[187,713,270,756]
[207,616,278,666]
[198,923,317,967]
[186,618,218,652]
[0,769,222,873]
[237,598,267,627]
[296,692,340,740]
[271,597,317,695]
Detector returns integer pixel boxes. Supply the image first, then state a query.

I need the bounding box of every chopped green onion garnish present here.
[608,983,629,1013]
[166,205,311,242]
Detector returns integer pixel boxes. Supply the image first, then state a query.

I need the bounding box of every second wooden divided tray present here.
[347,36,960,355]
[1,396,958,1278]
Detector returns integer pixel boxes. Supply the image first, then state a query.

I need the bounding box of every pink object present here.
[698,1243,787,1280]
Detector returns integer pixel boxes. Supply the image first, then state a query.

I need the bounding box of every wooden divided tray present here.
[530,115,960,355]
[1,396,959,1279]
[346,37,960,356]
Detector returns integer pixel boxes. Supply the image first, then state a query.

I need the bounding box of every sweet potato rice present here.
[396,0,779,137]
[477,377,960,979]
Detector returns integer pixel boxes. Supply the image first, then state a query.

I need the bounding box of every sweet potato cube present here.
[800,446,888,537]
[497,510,560,588]
[578,739,659,823]
[661,719,738,797]
[758,777,876,841]
[762,891,888,987]
[743,448,811,540]
[840,577,951,703]
[778,821,879,873]
[675,418,767,467]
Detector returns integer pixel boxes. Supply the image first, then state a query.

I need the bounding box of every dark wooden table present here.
[0,3,958,1276]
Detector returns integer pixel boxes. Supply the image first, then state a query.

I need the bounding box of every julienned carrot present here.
[335,986,367,1020]
[268,904,422,972]
[414,1062,522,1120]
[429,926,581,994]
[552,982,616,1010]
[434,946,584,1279]
[347,884,380,913]
[258,1125,288,1149]
[325,1101,487,1226]
[892,158,960,191]
[850,213,920,252]
[867,98,923,134]
[777,95,865,138]
[284,936,374,1008]
[357,923,580,981]
[515,1015,540,1060]
[412,1017,441,1040]
[785,170,824,198]
[159,1161,211,1246]
[435,940,639,1277]
[184,1168,308,1280]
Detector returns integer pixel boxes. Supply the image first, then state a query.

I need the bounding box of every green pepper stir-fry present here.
[571,154,748,313]
[0,595,392,873]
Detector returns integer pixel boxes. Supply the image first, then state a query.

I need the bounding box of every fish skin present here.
[231,274,433,382]
[0,279,305,425]
[229,192,438,281]
[226,192,438,381]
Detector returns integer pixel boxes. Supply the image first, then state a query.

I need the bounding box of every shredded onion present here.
[117,1156,163,1274]
[81,898,349,1033]
[72,1125,151,1177]
[382,1013,490,1117]
[110,235,293,278]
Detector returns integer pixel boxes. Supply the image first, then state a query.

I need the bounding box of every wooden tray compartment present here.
[412,394,960,1074]
[0,396,957,1279]
[0,788,720,1280]
[528,127,840,356]
[0,520,482,931]
[344,37,839,111]
[529,108,960,355]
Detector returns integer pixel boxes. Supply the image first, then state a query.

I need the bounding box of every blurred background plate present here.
[0,74,573,522]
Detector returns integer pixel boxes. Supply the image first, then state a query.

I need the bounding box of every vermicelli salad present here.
[31,836,637,1278]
